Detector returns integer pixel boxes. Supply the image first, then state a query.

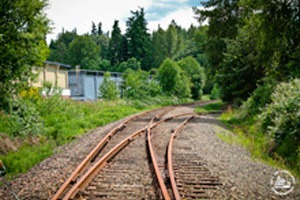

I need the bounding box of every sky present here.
[45,0,203,43]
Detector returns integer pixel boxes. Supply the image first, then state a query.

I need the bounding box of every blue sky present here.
[46,0,203,43]
[146,0,202,20]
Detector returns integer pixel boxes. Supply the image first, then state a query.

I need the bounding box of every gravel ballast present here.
[0,105,298,199]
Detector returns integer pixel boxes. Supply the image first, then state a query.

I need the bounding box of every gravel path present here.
[175,114,299,199]
[0,105,299,199]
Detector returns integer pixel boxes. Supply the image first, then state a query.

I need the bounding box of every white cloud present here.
[150,0,189,9]
[46,0,152,42]
[45,0,204,43]
[147,6,199,32]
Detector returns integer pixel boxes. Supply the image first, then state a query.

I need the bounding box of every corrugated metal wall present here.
[68,70,122,101]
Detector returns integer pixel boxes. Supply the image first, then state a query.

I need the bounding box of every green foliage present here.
[98,59,111,71]
[195,101,224,114]
[125,8,153,70]
[238,82,275,119]
[68,35,100,67]
[8,98,44,137]
[152,27,167,68]
[117,57,141,72]
[219,105,300,176]
[195,0,300,104]
[122,69,148,99]
[0,142,54,176]
[259,79,300,169]
[178,56,206,100]
[147,80,162,97]
[1,95,195,176]
[157,58,191,98]
[109,20,123,65]
[165,21,180,58]
[80,57,101,70]
[121,69,162,99]
[210,84,221,100]
[48,30,78,64]
[0,0,50,109]
[99,72,119,100]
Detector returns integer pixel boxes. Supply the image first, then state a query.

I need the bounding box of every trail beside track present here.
[0,103,298,199]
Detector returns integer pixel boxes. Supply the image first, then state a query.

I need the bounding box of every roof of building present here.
[68,69,122,77]
[45,61,72,69]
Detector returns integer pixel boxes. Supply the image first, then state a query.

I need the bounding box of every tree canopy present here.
[0,0,50,109]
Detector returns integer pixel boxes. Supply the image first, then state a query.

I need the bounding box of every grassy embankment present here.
[0,96,192,178]
[195,102,300,178]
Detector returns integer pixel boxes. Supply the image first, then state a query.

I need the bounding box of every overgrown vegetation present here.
[218,79,300,175]
[0,0,50,109]
[98,72,119,100]
[194,0,300,174]
[194,101,224,114]
[0,90,193,177]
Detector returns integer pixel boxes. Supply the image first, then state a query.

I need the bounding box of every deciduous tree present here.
[0,0,50,109]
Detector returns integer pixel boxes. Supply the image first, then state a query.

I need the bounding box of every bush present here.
[99,72,119,100]
[210,84,221,100]
[259,79,300,169]
[147,80,162,97]
[122,69,148,99]
[157,58,191,98]
[238,82,275,120]
[117,57,141,72]
[178,56,206,100]
[8,98,44,137]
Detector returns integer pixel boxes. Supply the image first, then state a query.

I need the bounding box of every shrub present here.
[157,58,191,98]
[147,80,162,97]
[238,82,275,120]
[122,69,148,99]
[259,79,300,169]
[99,72,119,100]
[178,56,206,100]
[210,84,221,100]
[117,57,141,72]
[8,98,44,137]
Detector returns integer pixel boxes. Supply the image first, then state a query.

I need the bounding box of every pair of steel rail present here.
[52,107,196,200]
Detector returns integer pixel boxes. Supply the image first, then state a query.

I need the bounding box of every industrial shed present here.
[32,61,71,98]
[68,70,122,101]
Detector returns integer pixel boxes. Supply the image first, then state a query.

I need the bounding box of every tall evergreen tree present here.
[125,8,152,70]
[194,0,241,73]
[108,20,123,65]
[91,21,97,35]
[152,26,167,68]
[97,22,103,35]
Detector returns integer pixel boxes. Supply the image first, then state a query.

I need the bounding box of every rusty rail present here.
[52,109,157,200]
[62,113,184,199]
[167,116,194,200]
[53,109,195,200]
[146,120,171,200]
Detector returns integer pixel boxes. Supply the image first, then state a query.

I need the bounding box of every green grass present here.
[194,101,224,114]
[0,141,54,177]
[217,109,300,178]
[201,95,211,101]
[0,96,193,178]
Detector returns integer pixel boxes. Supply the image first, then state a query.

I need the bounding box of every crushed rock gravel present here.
[0,106,299,199]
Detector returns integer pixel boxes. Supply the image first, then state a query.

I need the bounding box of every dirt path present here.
[0,105,298,199]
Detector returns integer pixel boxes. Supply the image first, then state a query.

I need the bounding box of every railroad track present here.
[52,101,220,200]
